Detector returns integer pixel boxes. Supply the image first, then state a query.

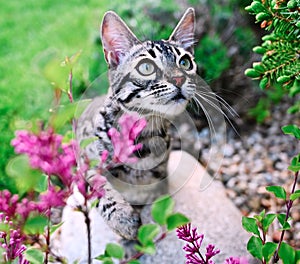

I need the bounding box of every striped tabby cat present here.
[77,8,198,240]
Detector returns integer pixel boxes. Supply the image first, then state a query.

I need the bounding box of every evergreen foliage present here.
[245,0,300,114]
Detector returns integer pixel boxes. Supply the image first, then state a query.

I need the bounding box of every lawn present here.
[0,0,112,185]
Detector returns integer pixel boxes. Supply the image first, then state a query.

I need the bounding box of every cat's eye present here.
[179,55,192,71]
[136,59,156,76]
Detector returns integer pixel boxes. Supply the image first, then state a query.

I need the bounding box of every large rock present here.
[51,151,253,263]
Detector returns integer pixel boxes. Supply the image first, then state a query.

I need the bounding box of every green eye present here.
[136,59,156,76]
[179,56,192,70]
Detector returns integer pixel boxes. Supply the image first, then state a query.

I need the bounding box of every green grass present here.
[0,0,112,185]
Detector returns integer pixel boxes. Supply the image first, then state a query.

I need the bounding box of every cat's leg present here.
[95,179,141,240]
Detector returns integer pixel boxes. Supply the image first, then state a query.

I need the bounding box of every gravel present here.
[189,97,300,249]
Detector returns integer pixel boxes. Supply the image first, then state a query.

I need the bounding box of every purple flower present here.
[0,190,19,219]
[177,223,206,264]
[38,186,67,213]
[0,215,29,263]
[75,161,106,200]
[224,257,249,264]
[205,244,220,262]
[11,129,77,187]
[108,113,147,163]
[16,198,39,220]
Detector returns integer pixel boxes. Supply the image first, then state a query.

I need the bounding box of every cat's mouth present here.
[172,92,186,102]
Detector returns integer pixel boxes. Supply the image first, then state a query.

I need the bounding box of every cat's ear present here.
[101,11,140,67]
[169,8,195,54]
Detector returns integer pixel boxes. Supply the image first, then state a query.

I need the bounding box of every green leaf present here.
[277,214,291,230]
[295,250,300,262]
[278,242,295,264]
[255,12,271,22]
[282,125,300,139]
[24,215,48,234]
[253,46,267,54]
[96,257,114,264]
[166,213,190,231]
[50,222,64,235]
[151,195,174,225]
[288,155,300,172]
[277,76,291,83]
[105,243,125,259]
[52,99,91,130]
[290,190,300,201]
[242,216,260,236]
[253,62,265,72]
[259,77,269,89]
[262,214,276,232]
[287,0,297,9]
[137,224,160,246]
[262,242,277,262]
[24,248,44,264]
[247,236,263,260]
[266,186,286,200]
[34,174,48,193]
[277,213,286,226]
[6,155,44,195]
[135,244,156,255]
[127,260,141,264]
[250,1,266,13]
[245,68,261,78]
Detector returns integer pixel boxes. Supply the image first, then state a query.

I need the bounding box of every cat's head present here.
[101,8,197,116]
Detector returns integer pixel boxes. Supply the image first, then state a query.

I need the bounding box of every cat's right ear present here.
[101,11,140,67]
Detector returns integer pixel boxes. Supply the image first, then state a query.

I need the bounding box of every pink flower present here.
[16,198,39,220]
[75,162,106,200]
[38,186,67,213]
[0,190,19,219]
[224,257,249,264]
[11,129,77,187]
[0,215,29,264]
[108,113,147,163]
[177,223,206,264]
[205,244,220,262]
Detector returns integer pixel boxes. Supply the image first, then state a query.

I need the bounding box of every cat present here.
[76,8,199,240]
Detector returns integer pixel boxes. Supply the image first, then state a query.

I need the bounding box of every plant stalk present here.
[273,171,299,263]
[83,201,92,264]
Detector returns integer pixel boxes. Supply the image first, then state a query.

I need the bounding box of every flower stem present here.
[44,207,51,264]
[83,201,92,264]
[273,171,299,263]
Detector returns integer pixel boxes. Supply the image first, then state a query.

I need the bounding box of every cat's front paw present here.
[99,200,141,240]
[116,210,141,240]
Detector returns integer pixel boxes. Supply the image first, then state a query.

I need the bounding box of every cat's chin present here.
[147,101,188,117]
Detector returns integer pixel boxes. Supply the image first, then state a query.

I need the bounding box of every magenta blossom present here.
[0,190,19,219]
[16,198,40,220]
[11,129,77,187]
[177,223,206,264]
[38,186,67,214]
[0,214,29,264]
[108,113,147,163]
[75,162,106,200]
[224,257,249,264]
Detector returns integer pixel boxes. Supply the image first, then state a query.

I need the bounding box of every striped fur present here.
[77,8,197,241]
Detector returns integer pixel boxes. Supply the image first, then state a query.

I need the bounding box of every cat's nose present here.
[170,75,186,87]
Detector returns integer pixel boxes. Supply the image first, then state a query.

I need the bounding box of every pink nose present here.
[171,76,186,87]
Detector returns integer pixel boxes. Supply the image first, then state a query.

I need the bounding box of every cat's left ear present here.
[169,8,195,54]
[101,11,141,67]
